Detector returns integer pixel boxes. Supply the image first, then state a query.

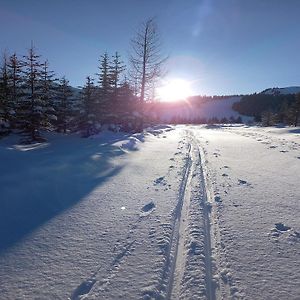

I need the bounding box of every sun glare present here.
[157,79,194,102]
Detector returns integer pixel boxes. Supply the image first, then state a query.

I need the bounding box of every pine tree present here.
[55,76,73,133]
[7,53,23,125]
[110,52,125,114]
[97,52,111,121]
[290,93,300,126]
[81,76,97,136]
[20,45,45,141]
[261,110,277,126]
[0,53,11,134]
[40,60,58,130]
[118,78,135,112]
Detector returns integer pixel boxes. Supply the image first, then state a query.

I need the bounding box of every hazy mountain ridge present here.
[261,86,300,95]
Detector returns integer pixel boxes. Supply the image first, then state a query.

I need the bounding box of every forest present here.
[233,93,300,126]
[0,19,166,142]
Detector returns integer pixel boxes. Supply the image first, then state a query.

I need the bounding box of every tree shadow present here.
[0,133,130,253]
[288,128,300,134]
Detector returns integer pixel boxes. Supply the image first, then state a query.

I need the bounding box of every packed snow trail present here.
[166,135,216,300]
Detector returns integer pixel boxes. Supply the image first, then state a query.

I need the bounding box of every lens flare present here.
[157,79,194,102]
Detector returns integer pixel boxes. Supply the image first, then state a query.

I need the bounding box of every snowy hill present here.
[261,86,300,95]
[146,96,251,122]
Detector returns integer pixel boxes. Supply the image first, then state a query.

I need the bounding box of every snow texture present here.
[0,124,299,299]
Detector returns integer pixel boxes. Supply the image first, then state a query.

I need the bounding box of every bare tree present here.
[130,18,167,106]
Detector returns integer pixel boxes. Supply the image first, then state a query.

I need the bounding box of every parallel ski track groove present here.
[160,142,192,299]
[163,130,216,300]
[196,144,216,300]
[166,143,193,299]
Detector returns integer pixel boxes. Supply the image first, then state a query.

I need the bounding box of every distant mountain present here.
[261,86,300,95]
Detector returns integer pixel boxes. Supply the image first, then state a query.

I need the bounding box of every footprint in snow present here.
[154,176,167,186]
[275,223,291,232]
[140,202,156,216]
[238,179,251,186]
[270,223,296,242]
[214,196,222,203]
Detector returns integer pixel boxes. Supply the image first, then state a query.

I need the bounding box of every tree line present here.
[0,18,167,142]
[233,93,300,126]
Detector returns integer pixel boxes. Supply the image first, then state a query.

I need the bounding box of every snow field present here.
[0,124,299,299]
[193,125,300,299]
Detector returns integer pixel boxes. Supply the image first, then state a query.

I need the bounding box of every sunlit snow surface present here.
[0,125,299,299]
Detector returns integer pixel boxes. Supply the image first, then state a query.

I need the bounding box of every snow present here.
[193,124,300,299]
[261,86,300,95]
[0,125,299,299]
[147,97,252,123]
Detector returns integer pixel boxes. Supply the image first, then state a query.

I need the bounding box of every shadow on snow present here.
[0,132,130,253]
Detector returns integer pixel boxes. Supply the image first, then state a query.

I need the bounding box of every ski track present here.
[154,131,217,300]
[1,126,299,299]
[70,130,219,300]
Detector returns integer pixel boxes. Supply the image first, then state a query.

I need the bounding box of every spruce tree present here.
[0,53,11,134]
[81,76,97,136]
[290,93,300,126]
[97,52,112,122]
[118,78,140,131]
[40,60,58,130]
[7,53,23,128]
[110,52,125,114]
[20,45,45,141]
[55,76,73,133]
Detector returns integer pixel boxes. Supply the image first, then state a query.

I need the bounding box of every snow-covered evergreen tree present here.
[0,53,11,134]
[6,53,24,129]
[80,76,97,136]
[110,52,125,114]
[55,76,74,133]
[97,52,112,122]
[289,93,300,126]
[19,45,46,141]
[40,60,58,130]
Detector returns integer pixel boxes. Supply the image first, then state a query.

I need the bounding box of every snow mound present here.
[146,125,174,135]
[117,136,141,151]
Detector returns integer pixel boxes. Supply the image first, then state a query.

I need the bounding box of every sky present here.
[1,0,300,96]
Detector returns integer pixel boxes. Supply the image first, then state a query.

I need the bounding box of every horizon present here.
[1,0,300,96]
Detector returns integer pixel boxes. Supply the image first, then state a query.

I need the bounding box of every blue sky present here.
[1,0,299,95]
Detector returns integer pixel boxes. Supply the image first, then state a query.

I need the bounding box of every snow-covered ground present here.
[0,125,299,299]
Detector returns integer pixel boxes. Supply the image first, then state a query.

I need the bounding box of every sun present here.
[157,79,194,102]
